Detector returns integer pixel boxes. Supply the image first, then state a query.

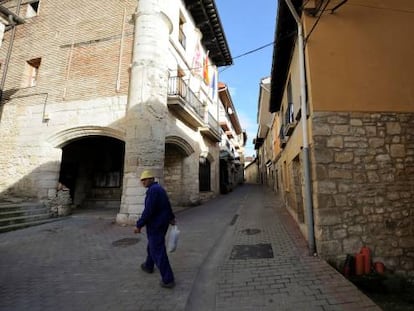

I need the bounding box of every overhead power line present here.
[232,41,275,60]
[347,2,414,14]
[305,0,331,44]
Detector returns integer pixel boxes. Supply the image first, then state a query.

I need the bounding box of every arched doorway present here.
[164,135,194,209]
[59,136,125,210]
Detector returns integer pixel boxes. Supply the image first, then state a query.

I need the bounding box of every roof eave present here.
[184,0,232,67]
[269,0,302,113]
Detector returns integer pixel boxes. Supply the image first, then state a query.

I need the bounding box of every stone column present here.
[117,0,172,225]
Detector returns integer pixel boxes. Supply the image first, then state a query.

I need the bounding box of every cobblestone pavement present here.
[0,184,380,311]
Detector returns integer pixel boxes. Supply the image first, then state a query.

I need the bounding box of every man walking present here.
[134,170,176,288]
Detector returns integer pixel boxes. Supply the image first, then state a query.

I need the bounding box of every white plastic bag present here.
[167,225,180,253]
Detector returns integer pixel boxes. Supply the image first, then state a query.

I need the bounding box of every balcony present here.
[219,110,232,131]
[220,120,230,131]
[283,122,295,137]
[167,76,205,129]
[219,138,233,158]
[279,127,287,149]
[283,102,296,136]
[225,130,234,139]
[200,111,221,142]
[168,77,220,142]
[253,137,264,150]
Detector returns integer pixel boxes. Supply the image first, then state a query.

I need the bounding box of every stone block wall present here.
[312,111,414,277]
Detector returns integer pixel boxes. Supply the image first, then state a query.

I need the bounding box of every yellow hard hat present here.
[140,170,154,180]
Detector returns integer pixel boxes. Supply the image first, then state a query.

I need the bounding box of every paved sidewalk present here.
[194,185,381,311]
[187,185,381,311]
[0,184,380,311]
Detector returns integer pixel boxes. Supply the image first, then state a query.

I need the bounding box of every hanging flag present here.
[203,51,210,85]
[210,69,217,100]
[192,42,202,77]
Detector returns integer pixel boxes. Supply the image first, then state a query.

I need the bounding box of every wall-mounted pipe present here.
[284,0,316,256]
[0,5,25,25]
[116,7,127,92]
[0,1,23,103]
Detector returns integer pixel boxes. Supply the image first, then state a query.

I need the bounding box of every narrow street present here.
[0,184,380,311]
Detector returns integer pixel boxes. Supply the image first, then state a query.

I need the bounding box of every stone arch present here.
[165,135,194,156]
[47,126,126,148]
[164,135,195,209]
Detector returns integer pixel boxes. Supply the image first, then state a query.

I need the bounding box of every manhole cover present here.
[112,238,140,247]
[230,243,274,260]
[241,228,261,235]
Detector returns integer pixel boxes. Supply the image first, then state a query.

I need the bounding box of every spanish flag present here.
[203,51,210,85]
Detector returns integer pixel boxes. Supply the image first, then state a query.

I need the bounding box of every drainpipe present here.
[0,0,24,103]
[284,0,316,255]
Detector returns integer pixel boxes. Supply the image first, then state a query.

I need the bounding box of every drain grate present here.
[230,243,274,260]
[112,237,140,247]
[241,228,261,235]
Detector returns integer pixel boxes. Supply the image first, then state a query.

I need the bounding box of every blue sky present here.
[215,0,278,158]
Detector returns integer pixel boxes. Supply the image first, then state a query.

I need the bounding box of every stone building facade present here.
[218,82,246,194]
[256,0,414,276]
[0,0,233,224]
[244,159,259,184]
[313,112,414,275]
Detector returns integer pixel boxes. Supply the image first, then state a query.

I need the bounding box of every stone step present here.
[0,212,51,227]
[0,204,47,218]
[0,217,63,233]
[0,202,45,212]
[0,201,51,233]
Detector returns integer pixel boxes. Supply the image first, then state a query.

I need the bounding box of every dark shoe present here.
[141,263,154,274]
[160,280,175,288]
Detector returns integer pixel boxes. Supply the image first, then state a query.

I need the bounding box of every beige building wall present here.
[304,0,414,276]
[270,0,414,276]
[305,0,414,113]
[244,160,259,184]
[273,43,309,234]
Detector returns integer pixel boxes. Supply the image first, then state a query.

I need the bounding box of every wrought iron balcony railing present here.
[167,76,205,127]
[168,76,221,142]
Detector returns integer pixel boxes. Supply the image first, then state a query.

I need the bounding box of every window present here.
[199,157,211,191]
[22,58,41,87]
[286,102,294,124]
[26,1,40,18]
[178,14,186,49]
[286,78,295,123]
[287,77,293,105]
